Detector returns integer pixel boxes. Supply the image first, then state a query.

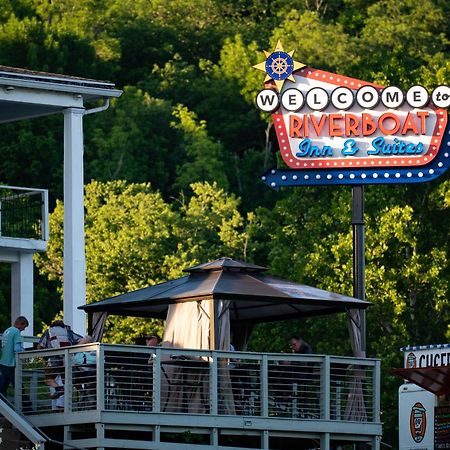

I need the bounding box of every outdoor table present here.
[161,357,210,413]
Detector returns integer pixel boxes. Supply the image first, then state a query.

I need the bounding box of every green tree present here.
[165,181,251,278]
[359,0,449,86]
[35,180,252,343]
[85,87,178,195]
[171,106,228,192]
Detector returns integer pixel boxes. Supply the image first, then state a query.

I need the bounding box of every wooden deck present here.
[16,344,382,449]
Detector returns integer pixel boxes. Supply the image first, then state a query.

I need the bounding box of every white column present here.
[11,252,34,337]
[63,107,86,336]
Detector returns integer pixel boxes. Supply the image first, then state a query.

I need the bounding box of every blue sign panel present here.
[261,123,450,188]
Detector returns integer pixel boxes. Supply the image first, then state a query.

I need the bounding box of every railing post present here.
[153,347,161,413]
[374,359,381,423]
[97,344,105,411]
[41,189,49,241]
[210,351,218,415]
[322,355,330,420]
[15,353,22,410]
[64,348,72,412]
[261,355,268,417]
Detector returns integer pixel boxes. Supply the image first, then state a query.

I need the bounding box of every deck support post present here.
[11,252,34,337]
[95,423,105,450]
[320,432,330,450]
[154,347,162,414]
[372,435,381,450]
[63,425,71,450]
[211,427,218,446]
[210,352,218,415]
[262,430,269,449]
[154,425,160,443]
[261,355,269,417]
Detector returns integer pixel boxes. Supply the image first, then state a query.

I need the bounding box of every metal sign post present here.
[352,185,366,354]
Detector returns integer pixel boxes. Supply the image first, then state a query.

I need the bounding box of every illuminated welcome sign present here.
[254,42,450,188]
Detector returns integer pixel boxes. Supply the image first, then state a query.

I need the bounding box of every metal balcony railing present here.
[16,344,380,423]
[0,185,48,241]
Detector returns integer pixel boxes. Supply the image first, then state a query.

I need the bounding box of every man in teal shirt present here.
[0,316,29,398]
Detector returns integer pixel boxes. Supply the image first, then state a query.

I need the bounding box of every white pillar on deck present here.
[11,252,34,337]
[63,107,86,336]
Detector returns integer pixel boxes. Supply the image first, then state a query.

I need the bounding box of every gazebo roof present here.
[80,257,370,323]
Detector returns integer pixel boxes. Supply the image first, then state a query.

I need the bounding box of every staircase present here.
[0,397,45,450]
[0,416,33,450]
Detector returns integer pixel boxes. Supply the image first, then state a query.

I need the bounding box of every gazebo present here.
[80,257,370,354]
[14,258,380,450]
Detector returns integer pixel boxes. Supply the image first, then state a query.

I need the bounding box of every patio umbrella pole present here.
[352,185,366,355]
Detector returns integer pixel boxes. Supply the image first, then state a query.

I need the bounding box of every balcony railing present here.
[16,344,380,424]
[0,185,48,241]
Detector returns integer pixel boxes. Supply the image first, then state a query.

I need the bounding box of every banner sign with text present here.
[254,42,450,188]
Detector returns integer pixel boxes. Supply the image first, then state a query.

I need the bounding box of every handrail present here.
[0,395,46,449]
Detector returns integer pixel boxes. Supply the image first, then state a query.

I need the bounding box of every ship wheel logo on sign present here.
[266,52,293,80]
[253,40,306,92]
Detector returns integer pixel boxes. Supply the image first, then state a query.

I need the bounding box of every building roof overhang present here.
[0,65,122,123]
[391,366,450,396]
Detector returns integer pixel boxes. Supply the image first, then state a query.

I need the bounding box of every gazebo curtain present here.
[90,311,108,342]
[162,300,211,350]
[344,308,367,421]
[161,299,235,414]
[162,299,231,351]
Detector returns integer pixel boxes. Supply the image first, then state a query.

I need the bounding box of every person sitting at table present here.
[137,334,160,410]
[74,336,96,367]
[289,335,314,416]
[289,335,313,355]
[228,342,247,415]
[271,335,313,416]
[146,334,161,347]
[146,334,161,364]
[73,336,96,407]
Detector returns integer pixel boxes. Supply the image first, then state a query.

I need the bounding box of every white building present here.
[0,65,121,335]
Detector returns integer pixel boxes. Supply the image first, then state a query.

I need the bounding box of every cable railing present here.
[16,344,380,423]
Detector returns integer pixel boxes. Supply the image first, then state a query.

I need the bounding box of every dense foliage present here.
[0,0,449,445]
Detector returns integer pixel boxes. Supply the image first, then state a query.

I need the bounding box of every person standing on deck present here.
[37,320,82,399]
[0,316,29,398]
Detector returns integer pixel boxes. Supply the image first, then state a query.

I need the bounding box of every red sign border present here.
[272,67,448,170]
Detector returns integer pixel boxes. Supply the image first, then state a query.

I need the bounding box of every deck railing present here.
[16,344,380,423]
[0,185,48,241]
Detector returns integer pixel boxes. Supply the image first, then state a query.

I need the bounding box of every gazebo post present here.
[210,298,220,350]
